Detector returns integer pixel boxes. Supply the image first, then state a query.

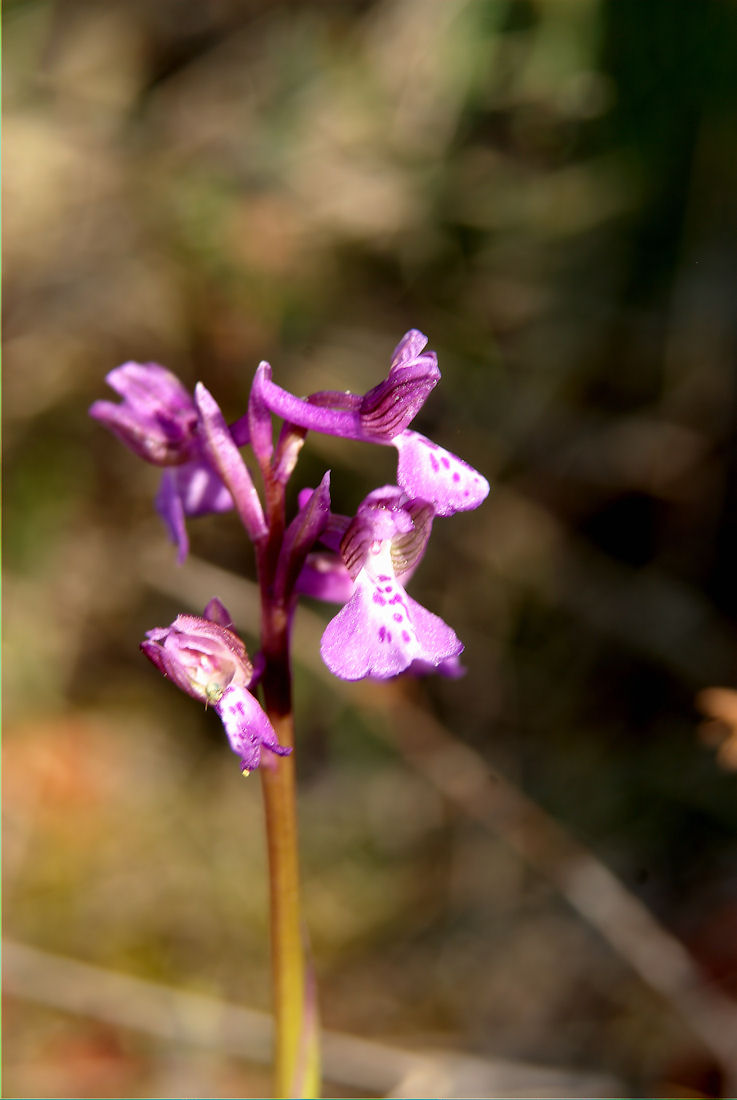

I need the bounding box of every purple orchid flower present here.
[90,362,260,562]
[319,487,463,680]
[140,598,291,774]
[253,330,490,516]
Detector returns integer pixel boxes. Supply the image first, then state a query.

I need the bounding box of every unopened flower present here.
[141,599,291,774]
[320,487,463,680]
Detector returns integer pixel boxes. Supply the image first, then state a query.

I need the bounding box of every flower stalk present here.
[257,469,318,1097]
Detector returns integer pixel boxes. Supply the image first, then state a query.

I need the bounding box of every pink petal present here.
[394,430,490,516]
[321,572,462,680]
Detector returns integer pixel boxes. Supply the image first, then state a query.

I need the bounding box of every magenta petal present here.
[155,470,189,563]
[257,331,439,443]
[174,459,234,516]
[195,383,267,542]
[248,362,275,467]
[390,329,429,368]
[215,686,291,772]
[203,598,234,628]
[394,430,490,516]
[105,361,193,413]
[155,460,233,563]
[296,551,356,603]
[90,362,198,464]
[359,357,439,440]
[258,373,364,439]
[274,472,331,601]
[320,572,462,680]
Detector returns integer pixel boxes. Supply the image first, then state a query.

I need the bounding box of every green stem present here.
[260,718,307,1095]
[257,474,320,1098]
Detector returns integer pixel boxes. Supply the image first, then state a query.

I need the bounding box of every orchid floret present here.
[320,486,463,680]
[141,602,291,774]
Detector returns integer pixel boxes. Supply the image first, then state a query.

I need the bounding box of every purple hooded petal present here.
[194,383,267,543]
[89,362,198,465]
[339,486,416,579]
[215,686,292,774]
[321,570,462,681]
[105,361,193,412]
[390,329,430,368]
[256,331,439,443]
[394,430,490,516]
[360,331,439,440]
[388,498,435,581]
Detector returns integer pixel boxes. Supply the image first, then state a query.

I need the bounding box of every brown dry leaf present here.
[696,687,737,772]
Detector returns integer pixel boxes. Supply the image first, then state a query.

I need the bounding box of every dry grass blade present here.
[3,940,620,1097]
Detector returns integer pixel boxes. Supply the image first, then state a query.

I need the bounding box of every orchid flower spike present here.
[320,487,463,680]
[141,599,291,774]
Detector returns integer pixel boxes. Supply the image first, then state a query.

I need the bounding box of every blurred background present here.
[4,0,737,1095]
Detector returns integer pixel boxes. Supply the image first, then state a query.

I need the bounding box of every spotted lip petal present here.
[394,430,490,517]
[215,686,292,773]
[321,567,463,681]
